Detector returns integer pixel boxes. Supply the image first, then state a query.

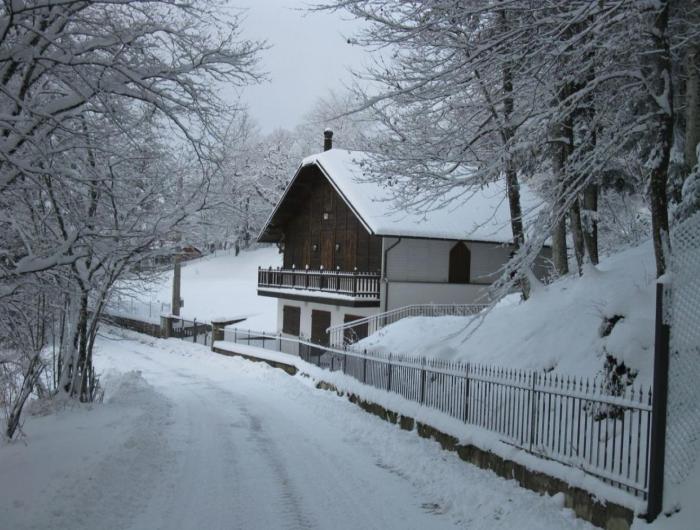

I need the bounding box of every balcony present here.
[257,267,381,307]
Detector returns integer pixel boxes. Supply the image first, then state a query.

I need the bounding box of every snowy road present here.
[0,331,593,530]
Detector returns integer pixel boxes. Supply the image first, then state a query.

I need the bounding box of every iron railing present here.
[171,317,212,346]
[257,266,380,299]
[221,328,652,499]
[327,303,487,346]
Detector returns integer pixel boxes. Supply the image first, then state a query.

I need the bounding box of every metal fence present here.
[327,303,487,346]
[665,211,700,487]
[171,318,212,346]
[222,327,652,498]
[103,298,171,324]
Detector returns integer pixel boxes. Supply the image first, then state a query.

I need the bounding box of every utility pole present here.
[172,255,181,317]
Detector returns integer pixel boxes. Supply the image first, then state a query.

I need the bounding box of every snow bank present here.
[357,241,657,386]
[117,246,281,330]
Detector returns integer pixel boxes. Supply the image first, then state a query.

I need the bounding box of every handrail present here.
[258,266,381,299]
[326,302,487,346]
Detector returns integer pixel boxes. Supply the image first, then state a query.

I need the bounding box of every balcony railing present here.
[257,267,380,299]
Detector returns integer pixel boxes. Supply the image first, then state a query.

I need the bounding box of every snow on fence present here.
[222,328,652,499]
[327,303,487,346]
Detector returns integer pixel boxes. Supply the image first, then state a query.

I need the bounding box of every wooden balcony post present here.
[336,266,340,292]
[291,264,296,288]
[320,265,324,290]
[353,267,358,297]
[305,265,309,289]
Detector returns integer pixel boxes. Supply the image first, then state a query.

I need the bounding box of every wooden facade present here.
[277,167,382,272]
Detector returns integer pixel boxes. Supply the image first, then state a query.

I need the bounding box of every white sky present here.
[230,1,370,133]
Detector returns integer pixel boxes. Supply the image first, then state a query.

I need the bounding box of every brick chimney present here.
[323,128,333,151]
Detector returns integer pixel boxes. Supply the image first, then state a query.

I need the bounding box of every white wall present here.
[383,237,513,284]
[276,298,376,340]
[386,282,491,310]
[381,237,551,310]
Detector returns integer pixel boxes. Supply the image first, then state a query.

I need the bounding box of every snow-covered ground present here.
[357,241,657,387]
[0,329,598,530]
[113,246,281,330]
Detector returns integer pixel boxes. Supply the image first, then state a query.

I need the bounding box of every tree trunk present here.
[685,46,700,171]
[501,44,530,298]
[551,137,569,276]
[551,90,571,277]
[645,0,674,277]
[569,198,586,274]
[5,351,44,439]
[582,183,599,265]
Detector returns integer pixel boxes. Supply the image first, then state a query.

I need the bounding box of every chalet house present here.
[257,131,550,345]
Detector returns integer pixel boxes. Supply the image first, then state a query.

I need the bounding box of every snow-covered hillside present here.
[357,241,657,386]
[119,246,281,330]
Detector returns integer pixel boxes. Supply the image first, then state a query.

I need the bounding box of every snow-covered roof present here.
[259,149,543,244]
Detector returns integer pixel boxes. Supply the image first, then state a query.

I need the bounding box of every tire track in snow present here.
[239,406,318,530]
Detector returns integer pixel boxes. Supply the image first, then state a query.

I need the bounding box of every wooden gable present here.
[271,165,382,272]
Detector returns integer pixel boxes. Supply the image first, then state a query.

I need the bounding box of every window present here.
[448,242,471,283]
[282,305,301,336]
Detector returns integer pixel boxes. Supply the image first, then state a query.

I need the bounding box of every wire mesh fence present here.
[665,211,700,487]
[223,327,652,498]
[103,297,171,324]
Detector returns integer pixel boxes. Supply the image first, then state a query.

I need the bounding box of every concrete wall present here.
[276,298,376,340]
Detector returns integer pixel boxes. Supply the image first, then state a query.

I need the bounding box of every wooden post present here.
[171,255,181,317]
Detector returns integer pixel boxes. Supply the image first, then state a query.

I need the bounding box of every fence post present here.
[419,358,427,404]
[193,318,198,343]
[278,332,282,352]
[387,353,393,391]
[646,282,671,522]
[529,371,538,452]
[363,350,367,383]
[463,363,470,423]
[342,346,347,374]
